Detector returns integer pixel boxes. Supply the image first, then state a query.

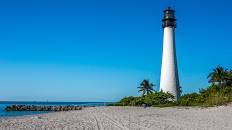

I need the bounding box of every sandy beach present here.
[0,106,232,130]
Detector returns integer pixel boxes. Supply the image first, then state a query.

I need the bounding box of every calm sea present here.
[0,101,109,118]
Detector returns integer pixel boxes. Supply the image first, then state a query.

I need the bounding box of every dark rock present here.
[5,105,83,112]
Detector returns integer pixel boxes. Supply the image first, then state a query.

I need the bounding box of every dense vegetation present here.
[179,66,232,106]
[110,66,232,107]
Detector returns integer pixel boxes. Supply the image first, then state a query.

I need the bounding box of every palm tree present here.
[207,66,228,87]
[137,80,155,96]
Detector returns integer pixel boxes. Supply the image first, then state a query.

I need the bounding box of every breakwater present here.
[5,105,83,111]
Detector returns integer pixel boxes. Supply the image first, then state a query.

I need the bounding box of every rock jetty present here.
[5,105,82,111]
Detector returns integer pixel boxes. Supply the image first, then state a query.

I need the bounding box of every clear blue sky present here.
[0,0,231,102]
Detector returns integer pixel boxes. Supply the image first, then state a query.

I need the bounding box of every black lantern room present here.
[162,7,176,28]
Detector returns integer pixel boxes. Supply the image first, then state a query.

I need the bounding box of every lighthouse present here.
[160,7,180,100]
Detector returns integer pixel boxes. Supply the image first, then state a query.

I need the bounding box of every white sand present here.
[0,105,232,130]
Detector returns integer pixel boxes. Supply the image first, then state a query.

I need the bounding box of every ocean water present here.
[0,101,109,118]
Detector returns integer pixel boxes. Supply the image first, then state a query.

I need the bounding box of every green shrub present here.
[129,97,145,106]
[112,92,175,107]
[118,96,137,106]
[178,84,232,107]
[203,85,232,106]
[178,93,205,106]
[205,94,228,106]
[152,103,177,107]
[144,92,174,106]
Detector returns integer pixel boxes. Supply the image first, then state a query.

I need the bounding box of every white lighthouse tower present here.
[160,7,180,100]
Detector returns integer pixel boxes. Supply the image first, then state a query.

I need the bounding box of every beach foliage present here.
[110,91,174,106]
[111,66,232,107]
[178,92,205,106]
[178,66,232,106]
[144,92,174,106]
